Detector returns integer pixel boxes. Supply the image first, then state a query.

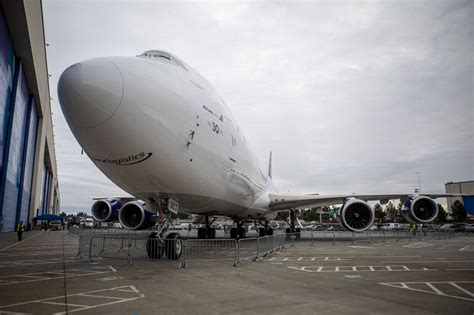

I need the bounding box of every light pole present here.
[416,172,421,193]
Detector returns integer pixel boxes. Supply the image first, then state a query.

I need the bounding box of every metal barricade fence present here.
[183,238,238,266]
[88,235,187,267]
[76,229,459,267]
[238,234,287,262]
[77,234,91,257]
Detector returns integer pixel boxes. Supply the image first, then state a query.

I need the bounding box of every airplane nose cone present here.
[58,58,123,128]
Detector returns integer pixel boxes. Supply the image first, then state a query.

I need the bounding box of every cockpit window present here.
[139,50,187,71]
[141,50,171,60]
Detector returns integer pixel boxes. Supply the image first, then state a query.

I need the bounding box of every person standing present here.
[17,221,25,241]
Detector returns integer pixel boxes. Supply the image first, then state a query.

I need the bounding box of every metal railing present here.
[306,229,456,246]
[76,232,290,267]
[73,229,457,268]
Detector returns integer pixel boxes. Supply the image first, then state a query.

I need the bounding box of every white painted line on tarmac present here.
[450,282,474,297]
[0,266,116,286]
[0,285,145,314]
[379,281,474,302]
[0,231,44,251]
[403,242,434,249]
[0,258,79,268]
[459,245,470,251]
[426,283,445,295]
[381,260,474,264]
[287,265,435,273]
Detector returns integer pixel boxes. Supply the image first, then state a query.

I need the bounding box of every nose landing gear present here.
[145,198,183,260]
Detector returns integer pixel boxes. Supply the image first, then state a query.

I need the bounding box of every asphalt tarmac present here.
[0,230,473,314]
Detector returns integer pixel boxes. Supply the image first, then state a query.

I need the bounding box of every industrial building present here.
[0,0,59,232]
[445,180,474,216]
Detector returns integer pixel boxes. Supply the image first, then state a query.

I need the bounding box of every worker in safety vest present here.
[17,221,25,241]
[410,223,417,236]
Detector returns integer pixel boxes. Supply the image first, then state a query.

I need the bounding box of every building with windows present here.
[0,0,59,232]
[445,180,474,217]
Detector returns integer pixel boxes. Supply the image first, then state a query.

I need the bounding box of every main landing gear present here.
[285,209,301,240]
[230,220,246,239]
[146,198,183,260]
[197,215,216,239]
[257,221,274,237]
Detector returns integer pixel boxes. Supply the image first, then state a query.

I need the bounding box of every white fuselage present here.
[58,51,277,220]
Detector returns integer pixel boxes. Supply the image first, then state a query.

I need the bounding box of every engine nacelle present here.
[401,195,438,224]
[339,198,375,232]
[118,200,157,230]
[91,198,122,222]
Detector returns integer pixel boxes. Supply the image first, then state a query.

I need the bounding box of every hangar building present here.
[0,0,59,232]
[445,180,474,217]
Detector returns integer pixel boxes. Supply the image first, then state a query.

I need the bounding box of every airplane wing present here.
[93,197,136,203]
[268,193,464,211]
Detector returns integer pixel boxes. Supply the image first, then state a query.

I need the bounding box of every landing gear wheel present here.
[164,233,183,260]
[286,228,291,234]
[295,228,301,240]
[207,228,216,239]
[198,228,207,239]
[230,227,238,239]
[146,232,164,259]
[266,227,274,236]
[259,228,266,237]
[239,227,246,238]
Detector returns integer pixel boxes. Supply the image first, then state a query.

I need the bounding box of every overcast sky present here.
[43,0,473,213]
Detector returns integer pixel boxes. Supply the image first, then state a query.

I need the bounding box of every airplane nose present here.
[58,58,123,128]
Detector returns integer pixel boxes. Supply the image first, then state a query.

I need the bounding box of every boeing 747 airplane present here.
[58,50,459,258]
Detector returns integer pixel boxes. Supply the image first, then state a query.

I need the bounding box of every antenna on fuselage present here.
[268,151,272,179]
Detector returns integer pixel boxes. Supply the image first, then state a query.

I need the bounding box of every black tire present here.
[164,233,183,260]
[207,228,216,239]
[295,228,301,240]
[198,228,207,239]
[286,227,292,234]
[230,227,238,239]
[266,228,274,236]
[258,228,266,237]
[146,232,164,259]
[239,227,246,238]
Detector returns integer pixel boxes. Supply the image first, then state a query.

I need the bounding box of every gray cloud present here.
[43,0,473,213]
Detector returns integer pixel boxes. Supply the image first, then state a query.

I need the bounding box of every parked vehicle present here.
[112,222,122,229]
[465,224,474,233]
[49,220,63,230]
[81,217,94,229]
[382,223,401,230]
[440,223,468,232]
[369,224,383,231]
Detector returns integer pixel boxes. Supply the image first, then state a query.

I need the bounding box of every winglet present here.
[268,151,272,179]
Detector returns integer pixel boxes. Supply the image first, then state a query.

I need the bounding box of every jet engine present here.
[118,200,157,230]
[339,198,374,232]
[91,198,122,222]
[401,195,438,223]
